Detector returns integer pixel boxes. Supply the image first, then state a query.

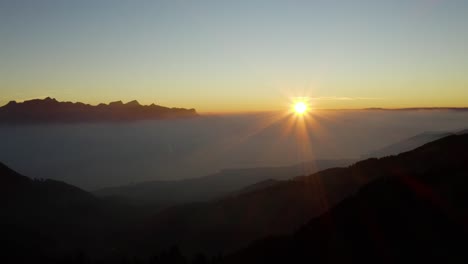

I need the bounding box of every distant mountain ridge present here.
[363,107,468,111]
[94,159,355,207]
[363,129,468,158]
[363,131,454,158]
[0,97,198,123]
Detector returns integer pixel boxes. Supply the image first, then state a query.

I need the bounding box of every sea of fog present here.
[1,110,467,190]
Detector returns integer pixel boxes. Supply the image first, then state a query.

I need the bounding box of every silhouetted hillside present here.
[0,157,362,262]
[1,161,98,215]
[3,133,468,263]
[94,159,355,207]
[132,164,377,255]
[0,162,145,263]
[223,134,468,263]
[0,158,358,262]
[0,97,197,123]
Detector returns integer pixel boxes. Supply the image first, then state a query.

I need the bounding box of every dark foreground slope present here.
[3,134,468,263]
[0,158,364,263]
[224,134,468,264]
[0,158,362,263]
[0,163,145,263]
[0,97,197,123]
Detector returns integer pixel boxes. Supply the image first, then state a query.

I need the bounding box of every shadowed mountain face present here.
[224,134,468,264]
[0,163,148,264]
[94,159,355,208]
[1,167,95,207]
[1,163,95,262]
[0,97,197,123]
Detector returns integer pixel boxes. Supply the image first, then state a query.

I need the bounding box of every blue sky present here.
[1,0,468,112]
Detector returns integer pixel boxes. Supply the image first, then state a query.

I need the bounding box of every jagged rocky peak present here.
[109,100,124,106]
[126,100,141,106]
[44,97,56,101]
[23,97,59,104]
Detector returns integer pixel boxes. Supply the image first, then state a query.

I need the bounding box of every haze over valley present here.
[1,107,467,190]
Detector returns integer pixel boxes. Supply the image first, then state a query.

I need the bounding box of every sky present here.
[1,0,468,112]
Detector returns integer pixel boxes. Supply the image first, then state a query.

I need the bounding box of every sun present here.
[293,101,308,115]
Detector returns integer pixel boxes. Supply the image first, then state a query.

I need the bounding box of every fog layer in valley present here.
[1,110,467,190]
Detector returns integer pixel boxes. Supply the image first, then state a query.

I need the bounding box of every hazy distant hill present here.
[133,162,379,255]
[364,107,468,111]
[363,132,453,158]
[362,131,454,158]
[94,159,355,207]
[0,97,197,123]
[363,129,468,159]
[229,179,280,197]
[224,134,468,263]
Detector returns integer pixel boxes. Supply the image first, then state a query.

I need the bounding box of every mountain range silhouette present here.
[0,97,197,123]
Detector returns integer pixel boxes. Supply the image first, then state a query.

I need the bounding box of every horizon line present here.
[199,107,468,115]
[2,97,468,114]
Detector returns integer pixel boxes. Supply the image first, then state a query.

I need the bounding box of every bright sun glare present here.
[293,101,308,115]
